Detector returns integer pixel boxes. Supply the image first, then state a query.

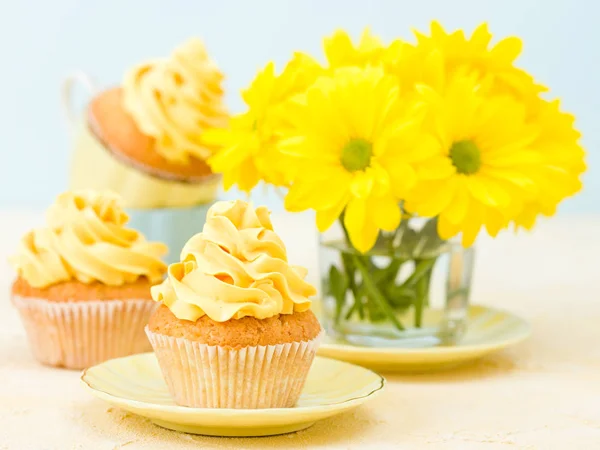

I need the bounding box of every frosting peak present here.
[123,38,228,163]
[10,191,168,288]
[151,200,315,322]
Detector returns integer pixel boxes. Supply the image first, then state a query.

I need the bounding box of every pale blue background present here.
[0,0,597,212]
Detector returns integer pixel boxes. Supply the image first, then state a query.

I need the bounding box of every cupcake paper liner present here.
[146,327,323,409]
[69,122,219,209]
[12,296,157,370]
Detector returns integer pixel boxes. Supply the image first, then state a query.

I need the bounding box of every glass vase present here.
[319,217,475,348]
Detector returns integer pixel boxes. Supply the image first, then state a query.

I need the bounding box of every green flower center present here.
[450,140,481,175]
[341,139,373,172]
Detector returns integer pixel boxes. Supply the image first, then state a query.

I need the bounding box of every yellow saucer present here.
[317,305,531,372]
[81,354,384,437]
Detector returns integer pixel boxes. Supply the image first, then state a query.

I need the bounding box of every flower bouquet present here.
[204,22,585,346]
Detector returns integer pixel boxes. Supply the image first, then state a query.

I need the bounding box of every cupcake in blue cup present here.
[67,38,227,263]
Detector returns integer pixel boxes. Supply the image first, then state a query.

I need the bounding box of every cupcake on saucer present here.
[9,190,168,369]
[68,38,228,261]
[146,200,322,409]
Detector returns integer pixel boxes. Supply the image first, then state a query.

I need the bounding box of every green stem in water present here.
[403,259,436,288]
[353,256,405,331]
[344,303,356,320]
[339,219,365,320]
[423,269,432,308]
[413,260,434,328]
[344,253,365,319]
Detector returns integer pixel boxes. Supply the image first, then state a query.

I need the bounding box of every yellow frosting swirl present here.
[123,38,228,163]
[151,200,315,322]
[10,191,168,288]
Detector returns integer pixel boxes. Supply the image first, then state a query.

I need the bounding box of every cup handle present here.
[61,71,98,133]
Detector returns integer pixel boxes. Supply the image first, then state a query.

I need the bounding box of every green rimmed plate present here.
[81,354,384,437]
[317,305,531,372]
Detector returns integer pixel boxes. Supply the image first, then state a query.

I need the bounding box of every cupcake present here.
[68,38,228,262]
[9,190,168,369]
[146,200,322,409]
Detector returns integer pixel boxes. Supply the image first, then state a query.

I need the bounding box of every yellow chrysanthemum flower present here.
[387,21,546,104]
[205,55,322,192]
[207,23,584,252]
[404,72,585,246]
[206,28,391,193]
[511,99,586,229]
[281,67,439,252]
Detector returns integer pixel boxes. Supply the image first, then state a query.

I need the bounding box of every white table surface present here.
[1,211,600,450]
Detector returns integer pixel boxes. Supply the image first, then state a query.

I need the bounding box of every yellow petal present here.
[470,22,492,50]
[223,162,260,192]
[460,202,483,247]
[485,150,542,167]
[344,198,378,253]
[285,171,350,212]
[430,21,447,40]
[369,194,401,231]
[466,175,511,208]
[323,30,353,67]
[490,36,522,63]
[443,181,470,224]
[242,62,276,111]
[386,162,417,198]
[481,166,538,193]
[316,194,350,232]
[410,177,457,218]
[367,163,391,196]
[484,207,507,237]
[350,172,374,198]
[437,213,461,241]
[209,141,253,171]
